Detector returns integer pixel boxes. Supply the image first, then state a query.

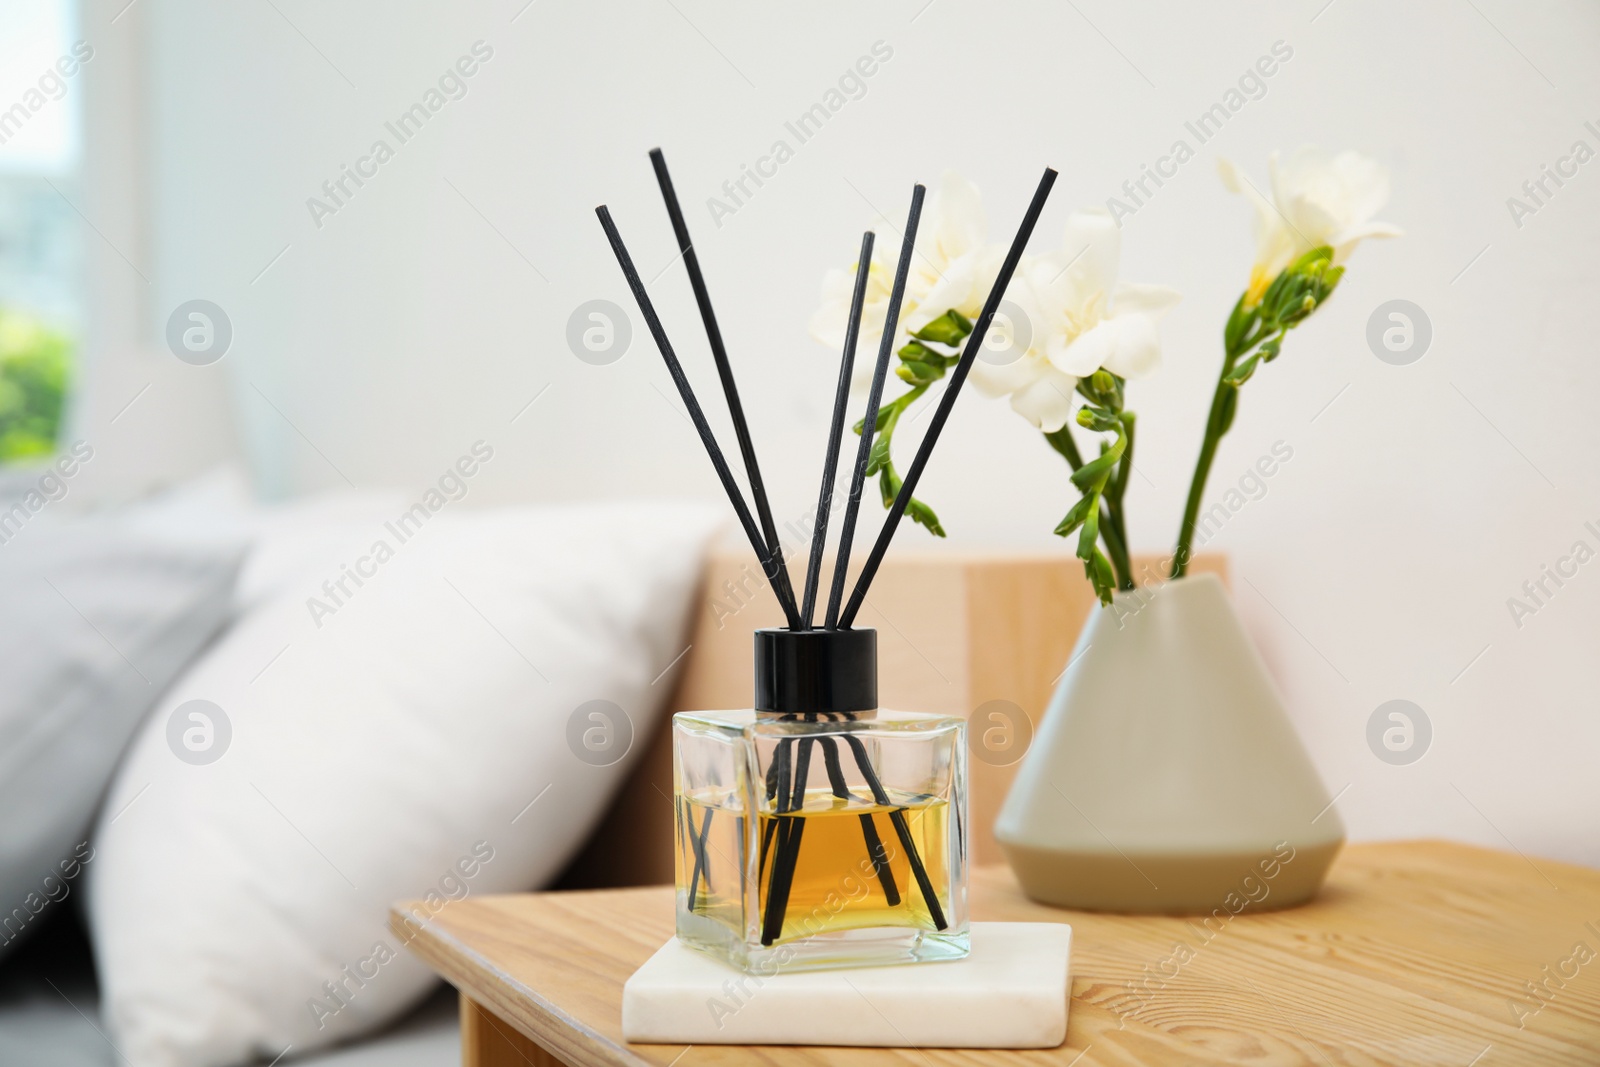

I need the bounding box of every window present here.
[0,0,84,464]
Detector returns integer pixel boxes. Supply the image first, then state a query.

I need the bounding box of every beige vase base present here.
[1003,837,1344,914]
[996,574,1345,914]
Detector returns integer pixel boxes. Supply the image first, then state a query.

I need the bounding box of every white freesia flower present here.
[807,172,995,382]
[807,255,894,379]
[1218,146,1402,304]
[900,172,995,334]
[969,211,1181,433]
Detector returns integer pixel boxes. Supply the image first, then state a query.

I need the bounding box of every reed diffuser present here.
[597,152,1056,973]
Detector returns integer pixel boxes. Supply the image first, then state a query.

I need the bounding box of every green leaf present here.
[1259,270,1293,313]
[1077,500,1100,561]
[852,386,926,436]
[1223,356,1259,386]
[866,433,891,476]
[1288,245,1334,274]
[1054,494,1095,537]
[878,467,897,508]
[1224,293,1255,355]
[1070,446,1122,491]
[1087,550,1116,605]
[905,495,946,537]
[878,468,944,535]
[1269,280,1306,323]
[860,382,945,538]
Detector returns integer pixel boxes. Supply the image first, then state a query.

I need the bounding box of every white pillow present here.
[88,501,719,1067]
[0,497,244,961]
[110,464,413,616]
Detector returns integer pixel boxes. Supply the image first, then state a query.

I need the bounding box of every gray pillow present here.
[0,502,245,958]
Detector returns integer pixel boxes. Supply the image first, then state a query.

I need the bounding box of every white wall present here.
[120,0,1600,865]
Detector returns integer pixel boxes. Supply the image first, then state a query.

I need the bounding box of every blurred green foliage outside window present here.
[0,308,69,462]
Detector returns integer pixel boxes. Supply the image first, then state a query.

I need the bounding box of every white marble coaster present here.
[621,922,1072,1048]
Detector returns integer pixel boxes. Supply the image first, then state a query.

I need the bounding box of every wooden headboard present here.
[556,545,1225,889]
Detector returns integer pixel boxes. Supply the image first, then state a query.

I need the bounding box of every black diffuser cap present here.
[753,628,877,716]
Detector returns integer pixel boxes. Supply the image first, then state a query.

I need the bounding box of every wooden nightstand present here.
[392,841,1600,1066]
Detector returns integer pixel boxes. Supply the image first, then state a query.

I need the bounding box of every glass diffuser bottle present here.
[597,149,1053,974]
[674,627,969,973]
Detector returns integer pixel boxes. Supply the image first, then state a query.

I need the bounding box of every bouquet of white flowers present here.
[811,147,1400,604]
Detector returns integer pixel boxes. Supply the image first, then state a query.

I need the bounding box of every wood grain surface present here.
[461,995,565,1067]
[393,841,1600,1067]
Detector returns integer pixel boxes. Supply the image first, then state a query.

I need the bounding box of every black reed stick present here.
[596,205,802,629]
[758,814,778,883]
[649,148,800,622]
[843,733,946,930]
[766,724,920,943]
[825,186,926,630]
[820,736,900,905]
[838,168,1058,629]
[787,736,815,811]
[800,230,875,630]
[763,816,804,945]
[758,734,791,882]
[685,806,714,912]
[763,735,815,944]
[761,735,809,945]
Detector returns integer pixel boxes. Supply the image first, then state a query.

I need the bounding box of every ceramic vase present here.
[995,573,1343,912]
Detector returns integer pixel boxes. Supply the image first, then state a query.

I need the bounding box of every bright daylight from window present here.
[0,0,82,464]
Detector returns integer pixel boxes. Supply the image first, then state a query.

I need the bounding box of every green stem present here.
[1112,413,1135,509]
[1045,423,1133,592]
[1099,500,1133,590]
[864,384,943,535]
[878,386,927,476]
[1173,255,1342,578]
[1172,316,1276,579]
[1108,413,1135,591]
[1044,424,1083,468]
[1172,362,1233,579]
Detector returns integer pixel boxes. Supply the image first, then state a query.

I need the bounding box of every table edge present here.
[390,905,661,1067]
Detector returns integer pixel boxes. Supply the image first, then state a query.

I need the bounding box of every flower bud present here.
[897,361,936,384]
[913,310,973,346]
